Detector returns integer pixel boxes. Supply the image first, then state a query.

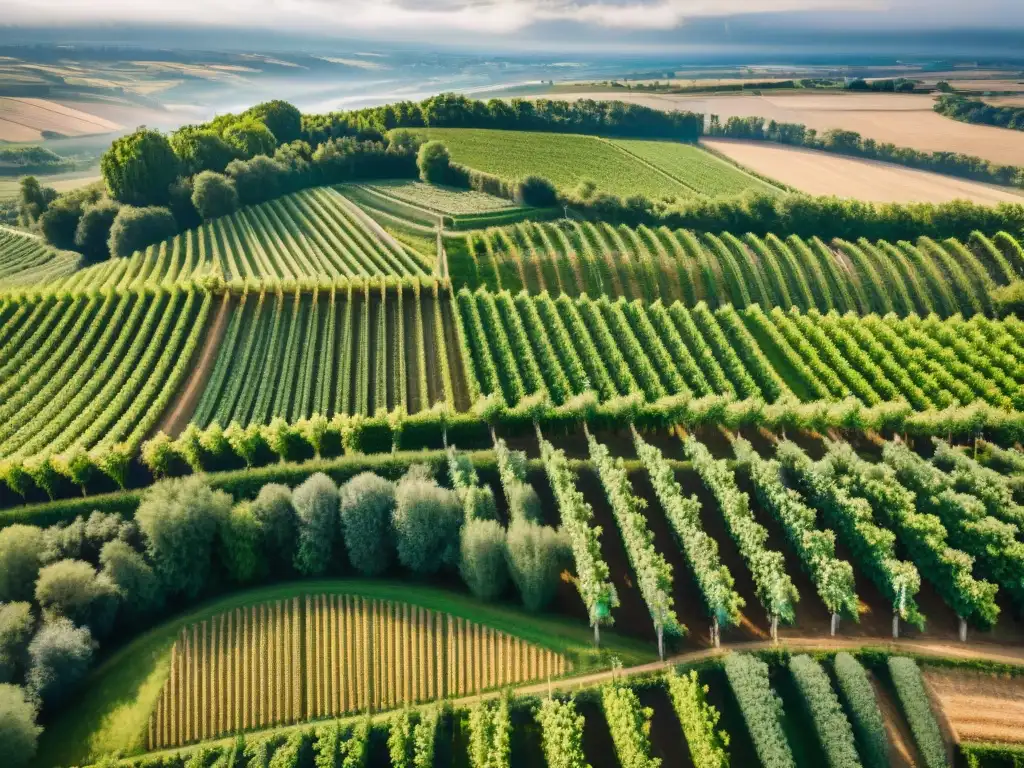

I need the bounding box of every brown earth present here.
[0,97,120,141]
[869,670,922,768]
[924,668,1024,745]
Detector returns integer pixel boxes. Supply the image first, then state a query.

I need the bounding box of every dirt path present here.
[869,670,921,768]
[154,292,233,438]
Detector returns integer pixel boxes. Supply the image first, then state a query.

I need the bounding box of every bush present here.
[0,684,40,768]
[515,175,557,207]
[226,155,286,206]
[245,101,302,145]
[833,653,888,768]
[192,171,239,220]
[34,559,119,638]
[169,127,237,175]
[788,655,860,768]
[723,654,795,768]
[37,185,102,250]
[507,482,543,524]
[167,176,201,231]
[417,141,451,184]
[41,511,131,565]
[73,199,121,262]
[16,176,56,228]
[99,540,163,626]
[218,503,262,584]
[292,473,340,576]
[666,669,729,768]
[459,519,508,600]
[251,484,297,576]
[460,484,498,522]
[107,205,178,259]
[101,128,180,207]
[135,477,231,600]
[0,604,34,683]
[223,119,277,159]
[339,473,396,577]
[0,526,46,603]
[888,657,949,768]
[392,471,463,575]
[504,518,565,612]
[26,617,94,707]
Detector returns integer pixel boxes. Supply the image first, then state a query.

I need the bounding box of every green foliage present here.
[245,101,303,145]
[218,502,263,584]
[101,129,180,207]
[723,653,795,768]
[504,516,566,612]
[459,518,509,601]
[392,469,463,575]
[832,653,888,768]
[418,141,452,184]
[387,710,414,768]
[515,175,558,207]
[73,199,121,263]
[107,205,178,259]
[26,617,93,707]
[33,559,118,638]
[0,604,34,683]
[468,696,512,768]
[412,706,440,768]
[37,185,103,250]
[0,526,45,603]
[169,127,236,176]
[0,683,40,768]
[251,483,297,576]
[191,172,239,220]
[788,655,861,768]
[338,473,396,576]
[98,539,163,626]
[537,698,591,768]
[601,684,660,768]
[291,473,339,576]
[223,119,277,159]
[887,657,949,768]
[665,669,729,768]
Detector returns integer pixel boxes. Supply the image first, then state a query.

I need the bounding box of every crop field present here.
[702,138,1024,205]
[455,287,1024,410]
[148,593,568,749]
[457,220,1022,314]
[0,226,80,287]
[924,668,1024,745]
[0,284,212,460]
[610,138,781,196]
[31,187,431,293]
[0,96,121,141]
[190,283,464,427]
[363,180,516,215]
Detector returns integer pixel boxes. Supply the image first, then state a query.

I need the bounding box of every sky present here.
[4,0,1023,42]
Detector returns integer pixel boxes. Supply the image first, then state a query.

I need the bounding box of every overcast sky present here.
[4,0,1023,40]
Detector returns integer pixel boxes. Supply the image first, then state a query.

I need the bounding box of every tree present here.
[516,176,557,207]
[101,128,180,207]
[73,199,120,262]
[106,205,177,259]
[26,618,93,708]
[0,684,40,768]
[16,177,56,228]
[417,141,451,184]
[223,119,277,159]
[505,518,567,612]
[0,526,45,603]
[167,176,201,231]
[37,185,102,250]
[392,471,463,575]
[0,604,34,683]
[251,484,297,576]
[292,473,340,576]
[218,503,262,584]
[170,126,236,175]
[192,171,239,220]
[459,519,509,600]
[135,477,231,600]
[339,473,396,576]
[34,560,119,638]
[245,101,302,145]
[226,156,285,206]
[388,129,423,154]
[41,511,131,566]
[99,540,163,627]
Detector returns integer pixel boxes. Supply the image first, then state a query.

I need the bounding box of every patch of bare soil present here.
[869,670,922,768]
[924,668,1024,745]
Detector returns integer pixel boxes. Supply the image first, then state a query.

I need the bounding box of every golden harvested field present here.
[701,138,1024,204]
[0,97,120,141]
[924,668,1024,745]
[550,91,1024,166]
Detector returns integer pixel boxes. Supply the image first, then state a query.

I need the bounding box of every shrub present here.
[26,617,94,707]
[41,511,131,565]
[888,657,949,768]
[504,518,566,611]
[507,482,543,524]
[167,176,201,231]
[392,471,463,575]
[34,559,119,638]
[169,127,236,175]
[223,119,277,159]
[101,128,180,207]
[37,185,102,250]
[99,540,163,626]
[191,171,239,220]
[226,155,286,206]
[459,518,509,600]
[0,684,40,768]
[73,199,121,262]
[135,477,231,600]
[666,669,729,768]
[417,141,451,184]
[251,484,297,576]
[515,175,557,207]
[723,654,795,768]
[245,100,302,145]
[388,710,414,768]
[218,503,262,584]
[788,655,860,768]
[0,526,46,603]
[107,205,178,259]
[339,473,396,577]
[292,473,340,576]
[833,653,888,768]
[0,604,34,684]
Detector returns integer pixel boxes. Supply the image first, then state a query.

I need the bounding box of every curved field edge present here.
[71,637,1024,768]
[34,579,654,768]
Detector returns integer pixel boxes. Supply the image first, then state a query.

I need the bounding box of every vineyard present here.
[189,281,465,428]
[454,287,1024,413]
[0,226,79,287]
[148,594,568,750]
[456,221,1023,315]
[362,181,516,215]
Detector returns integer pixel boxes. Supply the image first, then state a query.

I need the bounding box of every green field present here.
[364,180,516,215]
[413,127,695,200]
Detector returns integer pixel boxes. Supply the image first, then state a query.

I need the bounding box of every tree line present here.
[934,94,1024,132]
[706,114,1024,188]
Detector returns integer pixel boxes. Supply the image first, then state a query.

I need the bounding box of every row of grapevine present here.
[0,227,79,287]
[0,283,208,460]
[601,685,660,768]
[147,594,569,750]
[191,285,448,427]
[456,221,1020,316]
